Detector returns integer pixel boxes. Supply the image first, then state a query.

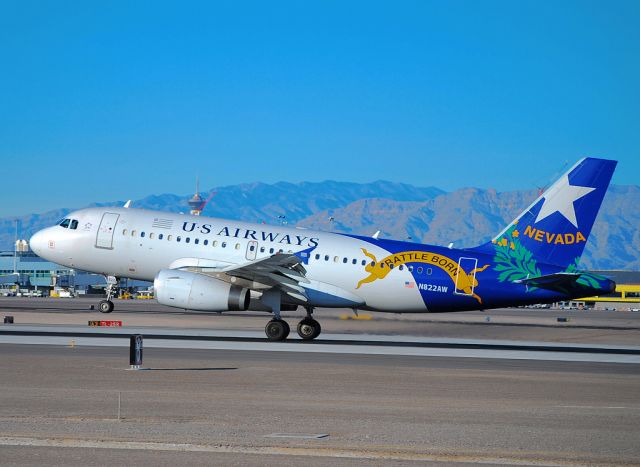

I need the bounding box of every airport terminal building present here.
[0,241,148,296]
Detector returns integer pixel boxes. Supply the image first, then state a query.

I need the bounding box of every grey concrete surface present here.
[2,325,639,363]
[0,445,423,467]
[1,297,640,345]
[1,344,639,465]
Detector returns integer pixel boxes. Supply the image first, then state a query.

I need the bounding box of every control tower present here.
[188,177,204,216]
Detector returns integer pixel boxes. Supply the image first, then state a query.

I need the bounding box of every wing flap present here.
[177,253,311,300]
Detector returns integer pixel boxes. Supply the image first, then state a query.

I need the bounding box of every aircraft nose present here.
[30,229,47,257]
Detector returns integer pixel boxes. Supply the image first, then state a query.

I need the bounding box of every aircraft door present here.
[246,241,258,261]
[454,257,478,296]
[95,213,120,249]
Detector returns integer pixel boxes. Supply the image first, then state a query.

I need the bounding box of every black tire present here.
[98,300,114,314]
[265,319,290,341]
[311,319,321,339]
[297,318,321,340]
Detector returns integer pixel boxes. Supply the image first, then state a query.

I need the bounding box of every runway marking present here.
[266,433,329,439]
[556,405,638,410]
[0,436,599,466]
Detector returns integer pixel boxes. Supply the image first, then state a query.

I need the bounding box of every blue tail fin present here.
[479,157,617,269]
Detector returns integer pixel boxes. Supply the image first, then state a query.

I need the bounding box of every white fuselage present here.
[30,207,435,312]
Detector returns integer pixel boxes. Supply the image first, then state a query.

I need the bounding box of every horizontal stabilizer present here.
[514,272,582,290]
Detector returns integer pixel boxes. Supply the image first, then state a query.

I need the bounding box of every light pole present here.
[13,219,18,274]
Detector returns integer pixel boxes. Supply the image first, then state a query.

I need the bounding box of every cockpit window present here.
[59,219,71,228]
[70,220,78,230]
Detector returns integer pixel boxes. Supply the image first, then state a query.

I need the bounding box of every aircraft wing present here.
[513,272,582,291]
[221,254,310,302]
[169,254,310,302]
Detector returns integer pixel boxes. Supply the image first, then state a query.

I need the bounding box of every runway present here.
[2,325,640,364]
[1,344,639,466]
[2,297,640,346]
[1,298,640,465]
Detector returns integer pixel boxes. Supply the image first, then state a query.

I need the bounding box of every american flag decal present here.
[152,218,173,229]
[404,281,415,288]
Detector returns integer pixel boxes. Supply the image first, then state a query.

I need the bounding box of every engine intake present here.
[154,269,249,311]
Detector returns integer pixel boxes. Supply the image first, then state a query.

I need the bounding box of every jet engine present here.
[154,269,250,311]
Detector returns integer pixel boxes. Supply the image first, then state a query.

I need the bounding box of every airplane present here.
[29,157,618,341]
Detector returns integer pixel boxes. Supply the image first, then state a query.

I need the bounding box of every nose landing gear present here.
[98,275,119,314]
[98,300,114,313]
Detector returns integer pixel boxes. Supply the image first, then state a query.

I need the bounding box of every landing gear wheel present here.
[297,318,321,340]
[98,300,114,314]
[265,319,290,341]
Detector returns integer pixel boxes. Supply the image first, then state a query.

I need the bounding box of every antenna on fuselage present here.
[123,200,132,208]
[372,230,380,239]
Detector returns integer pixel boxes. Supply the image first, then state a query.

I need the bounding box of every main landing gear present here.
[98,275,119,314]
[265,319,290,341]
[297,306,321,340]
[264,306,321,341]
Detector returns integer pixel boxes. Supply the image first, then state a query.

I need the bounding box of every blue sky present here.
[0,0,638,217]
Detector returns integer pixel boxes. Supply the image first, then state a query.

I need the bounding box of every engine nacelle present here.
[154,269,249,312]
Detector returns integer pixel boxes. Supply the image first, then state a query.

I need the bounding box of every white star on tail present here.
[534,175,596,228]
